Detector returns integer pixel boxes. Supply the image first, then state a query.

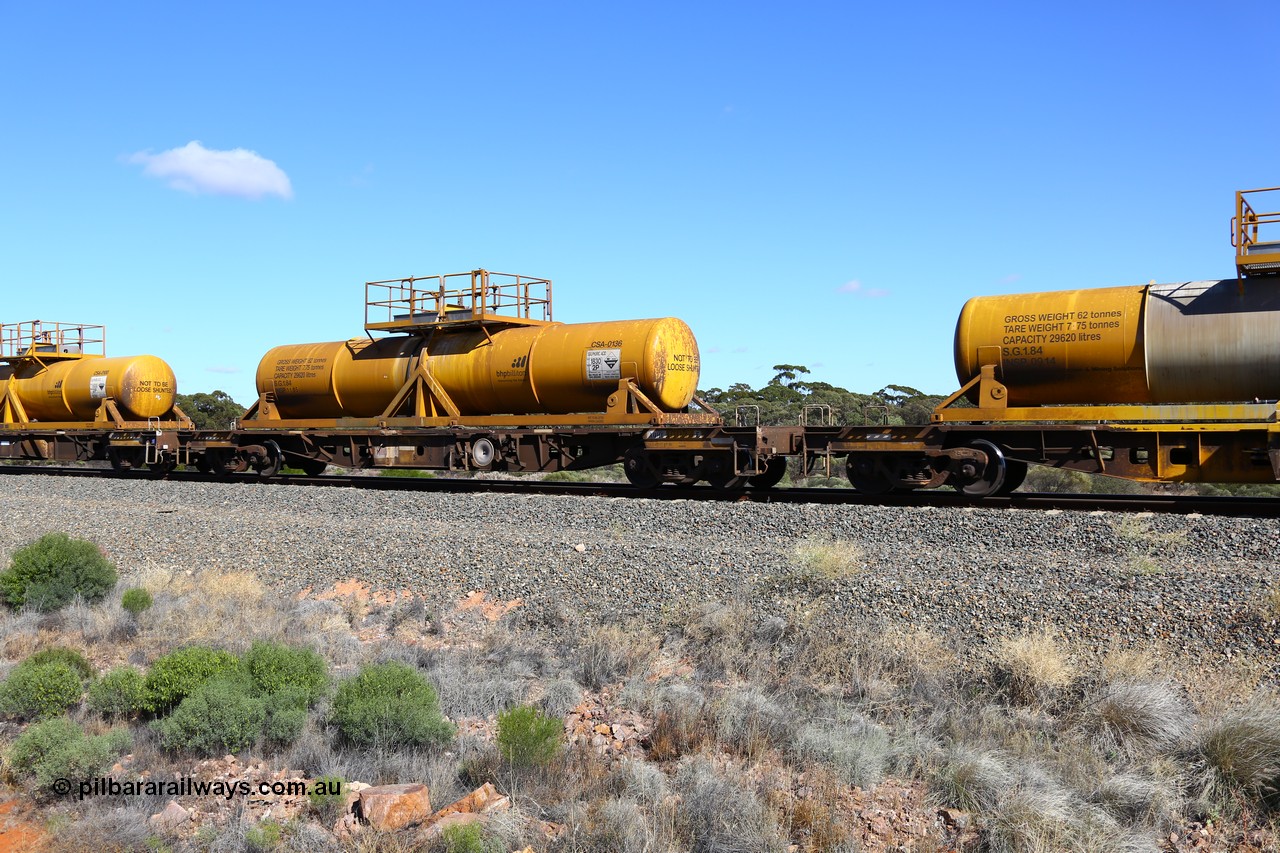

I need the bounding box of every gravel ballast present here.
[1,476,1277,676]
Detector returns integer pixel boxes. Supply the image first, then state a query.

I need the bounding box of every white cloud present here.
[837,279,889,298]
[129,141,293,200]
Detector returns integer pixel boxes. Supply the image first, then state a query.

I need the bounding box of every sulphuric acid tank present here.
[255,317,701,418]
[953,279,1280,404]
[0,355,177,421]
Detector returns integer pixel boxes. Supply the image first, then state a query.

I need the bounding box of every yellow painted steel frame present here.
[241,377,721,430]
[1234,187,1280,278]
[1094,422,1280,483]
[931,364,1279,425]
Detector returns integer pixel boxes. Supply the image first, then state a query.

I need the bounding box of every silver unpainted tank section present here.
[1144,279,1280,403]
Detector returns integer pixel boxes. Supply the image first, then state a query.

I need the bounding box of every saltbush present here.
[26,647,94,681]
[88,667,146,718]
[245,818,283,853]
[496,704,562,768]
[120,587,154,616]
[330,662,452,748]
[241,641,328,704]
[0,532,118,611]
[142,646,240,713]
[153,674,266,754]
[9,717,131,791]
[0,660,83,720]
[263,685,309,745]
[441,822,502,853]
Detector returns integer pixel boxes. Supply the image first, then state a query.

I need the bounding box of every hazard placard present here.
[586,348,622,380]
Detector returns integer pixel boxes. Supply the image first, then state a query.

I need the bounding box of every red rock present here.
[428,782,503,821]
[357,783,432,831]
[333,812,362,840]
[421,812,480,840]
[148,801,192,834]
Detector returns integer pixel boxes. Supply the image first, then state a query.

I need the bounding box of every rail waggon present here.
[1,188,1278,497]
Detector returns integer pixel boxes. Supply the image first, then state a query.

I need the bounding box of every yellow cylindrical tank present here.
[255,318,701,418]
[254,337,422,419]
[0,355,177,421]
[954,279,1280,404]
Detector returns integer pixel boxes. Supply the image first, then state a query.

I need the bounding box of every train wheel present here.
[210,451,249,474]
[995,459,1028,495]
[959,439,1007,497]
[623,448,658,488]
[704,454,746,490]
[846,455,893,495]
[195,454,214,474]
[748,458,787,489]
[108,447,144,472]
[707,470,746,490]
[255,440,284,478]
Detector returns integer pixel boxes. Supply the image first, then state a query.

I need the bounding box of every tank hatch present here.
[365,269,553,334]
[0,321,105,361]
[1233,187,1280,278]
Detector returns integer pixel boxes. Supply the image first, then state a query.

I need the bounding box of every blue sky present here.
[3,2,1277,405]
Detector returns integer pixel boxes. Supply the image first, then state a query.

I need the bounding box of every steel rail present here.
[0,464,1276,517]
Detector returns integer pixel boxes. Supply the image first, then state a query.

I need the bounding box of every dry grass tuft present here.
[145,569,282,649]
[934,747,1014,813]
[993,630,1074,706]
[781,765,853,852]
[1088,680,1191,757]
[793,714,890,788]
[576,623,658,690]
[789,536,864,580]
[1190,700,1280,814]
[1111,514,1187,575]
[1099,647,1159,683]
[713,687,793,759]
[675,755,787,853]
[1267,587,1280,621]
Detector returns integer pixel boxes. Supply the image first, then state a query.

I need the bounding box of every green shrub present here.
[309,775,347,823]
[88,667,146,718]
[441,822,501,853]
[496,704,562,768]
[0,661,84,720]
[9,717,130,791]
[0,532,118,611]
[330,662,452,748]
[245,818,282,853]
[143,646,240,713]
[153,674,266,754]
[263,686,310,745]
[241,641,327,704]
[26,647,94,681]
[121,587,154,616]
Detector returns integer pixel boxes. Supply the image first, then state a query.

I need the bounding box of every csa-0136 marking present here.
[585,348,622,381]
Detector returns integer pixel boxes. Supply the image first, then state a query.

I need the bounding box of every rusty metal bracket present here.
[93,399,127,427]
[379,358,462,420]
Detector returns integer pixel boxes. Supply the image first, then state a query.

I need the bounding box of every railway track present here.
[2,464,1276,517]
